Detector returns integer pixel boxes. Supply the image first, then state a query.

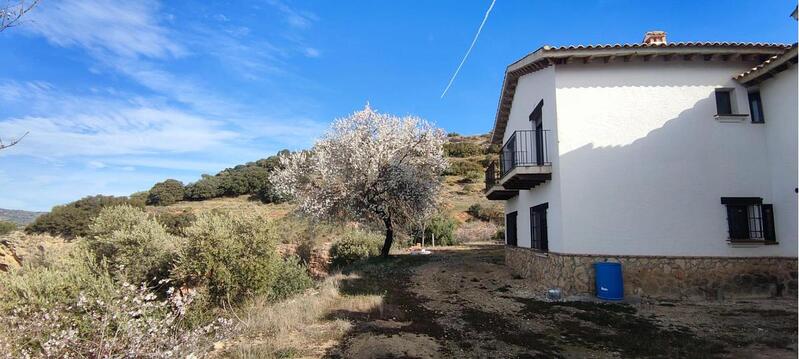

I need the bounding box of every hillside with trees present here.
[0,108,503,357]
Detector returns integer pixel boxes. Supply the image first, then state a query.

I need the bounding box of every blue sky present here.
[0,0,796,211]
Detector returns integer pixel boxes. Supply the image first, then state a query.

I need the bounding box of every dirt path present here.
[325,244,797,359]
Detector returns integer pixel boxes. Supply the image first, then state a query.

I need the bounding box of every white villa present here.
[485,31,798,298]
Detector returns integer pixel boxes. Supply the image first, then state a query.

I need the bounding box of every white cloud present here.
[26,0,184,59]
[87,161,107,169]
[304,47,321,58]
[268,0,317,29]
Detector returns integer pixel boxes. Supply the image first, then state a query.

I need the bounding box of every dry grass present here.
[0,231,73,271]
[221,274,383,358]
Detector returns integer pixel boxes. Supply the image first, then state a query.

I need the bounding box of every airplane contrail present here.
[440,0,497,99]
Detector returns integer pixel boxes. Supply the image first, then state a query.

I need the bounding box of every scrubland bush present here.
[26,195,141,238]
[147,179,185,206]
[458,170,483,184]
[467,202,504,223]
[156,210,197,236]
[494,227,506,241]
[1,207,315,357]
[0,247,229,357]
[443,142,483,158]
[425,214,458,246]
[0,220,16,235]
[329,230,382,267]
[127,190,149,207]
[175,212,309,304]
[184,174,223,201]
[443,160,482,177]
[455,221,498,243]
[87,205,180,286]
[270,256,314,301]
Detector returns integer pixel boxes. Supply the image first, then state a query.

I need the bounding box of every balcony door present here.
[502,135,516,175]
[529,100,544,165]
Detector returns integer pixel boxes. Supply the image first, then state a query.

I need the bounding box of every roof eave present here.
[736,47,798,86]
[489,44,791,145]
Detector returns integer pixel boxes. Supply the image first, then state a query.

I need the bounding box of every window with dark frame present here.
[748,91,765,123]
[529,203,548,251]
[721,197,776,243]
[506,211,518,247]
[715,89,733,115]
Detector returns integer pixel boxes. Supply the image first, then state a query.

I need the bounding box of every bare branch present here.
[0,131,28,150]
[0,0,40,32]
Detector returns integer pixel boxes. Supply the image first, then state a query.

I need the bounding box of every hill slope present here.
[0,208,46,225]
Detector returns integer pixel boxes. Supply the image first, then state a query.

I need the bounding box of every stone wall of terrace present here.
[505,246,798,300]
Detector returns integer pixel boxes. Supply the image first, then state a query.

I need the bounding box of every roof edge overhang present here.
[735,46,798,86]
[489,43,792,145]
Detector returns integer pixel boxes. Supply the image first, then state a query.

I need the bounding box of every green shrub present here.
[86,205,180,285]
[175,212,282,304]
[0,220,16,235]
[0,247,226,357]
[485,144,500,155]
[329,230,382,267]
[447,132,461,137]
[26,195,141,238]
[467,203,504,223]
[147,179,185,206]
[155,210,197,236]
[494,227,505,241]
[184,175,223,201]
[443,160,482,177]
[443,142,482,158]
[0,246,115,312]
[425,214,458,246]
[128,191,149,207]
[270,256,313,301]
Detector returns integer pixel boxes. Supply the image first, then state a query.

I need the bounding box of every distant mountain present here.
[0,208,46,226]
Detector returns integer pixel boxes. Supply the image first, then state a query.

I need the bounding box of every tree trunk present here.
[381,216,394,258]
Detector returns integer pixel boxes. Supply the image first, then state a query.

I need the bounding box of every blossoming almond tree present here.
[271,105,448,257]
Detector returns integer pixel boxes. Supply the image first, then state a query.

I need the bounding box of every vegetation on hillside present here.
[0,208,46,226]
[25,195,143,238]
[2,126,503,357]
[0,205,312,357]
[0,220,16,236]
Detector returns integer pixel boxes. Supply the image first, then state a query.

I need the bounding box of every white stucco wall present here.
[759,66,798,253]
[549,59,796,257]
[502,66,564,251]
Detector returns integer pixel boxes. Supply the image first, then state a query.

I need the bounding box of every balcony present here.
[485,161,518,200]
[484,129,553,200]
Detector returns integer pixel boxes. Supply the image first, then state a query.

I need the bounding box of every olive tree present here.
[271,106,447,257]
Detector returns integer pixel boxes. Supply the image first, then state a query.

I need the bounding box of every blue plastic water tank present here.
[594,262,623,300]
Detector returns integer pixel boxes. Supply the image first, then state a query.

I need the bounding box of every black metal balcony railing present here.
[485,129,551,191]
[485,161,500,190]
[499,129,551,177]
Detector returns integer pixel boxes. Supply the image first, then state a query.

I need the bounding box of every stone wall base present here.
[505,246,798,300]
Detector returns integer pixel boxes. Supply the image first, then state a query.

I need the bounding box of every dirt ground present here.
[325,244,798,359]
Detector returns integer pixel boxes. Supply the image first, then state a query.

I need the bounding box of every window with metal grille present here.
[721,197,776,243]
[530,203,548,251]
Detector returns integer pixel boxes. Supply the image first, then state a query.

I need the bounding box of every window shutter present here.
[763,204,776,242]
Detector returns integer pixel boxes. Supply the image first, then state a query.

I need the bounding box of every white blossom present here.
[271,105,447,255]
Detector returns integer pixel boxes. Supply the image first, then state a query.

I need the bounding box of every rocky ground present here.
[325,244,798,359]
